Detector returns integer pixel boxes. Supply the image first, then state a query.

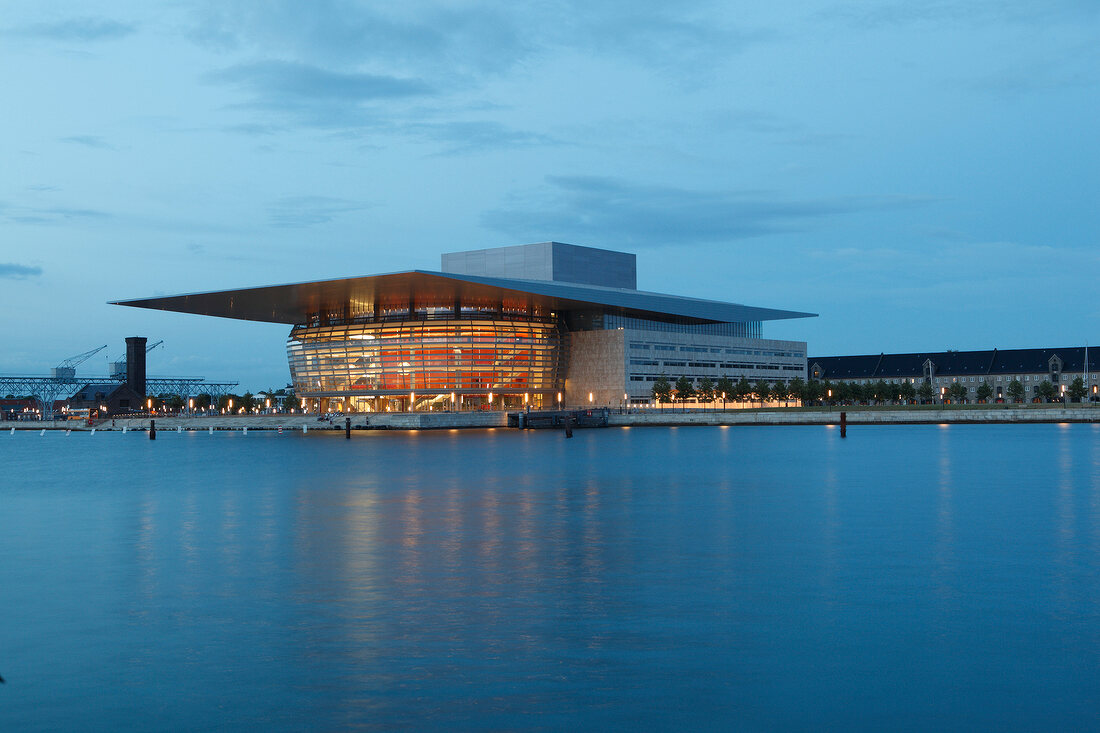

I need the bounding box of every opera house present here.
[114,242,815,411]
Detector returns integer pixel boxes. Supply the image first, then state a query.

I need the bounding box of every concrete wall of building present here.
[623,329,807,403]
[441,242,636,289]
[564,329,626,407]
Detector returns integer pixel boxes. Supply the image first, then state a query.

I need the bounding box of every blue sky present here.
[2,0,1098,390]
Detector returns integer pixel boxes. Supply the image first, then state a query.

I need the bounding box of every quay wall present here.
[5,406,1099,432]
[608,407,1100,427]
[4,412,509,431]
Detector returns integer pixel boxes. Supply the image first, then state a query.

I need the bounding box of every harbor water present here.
[1,424,1099,730]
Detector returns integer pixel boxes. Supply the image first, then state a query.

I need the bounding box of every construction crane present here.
[109,340,163,378]
[51,345,107,379]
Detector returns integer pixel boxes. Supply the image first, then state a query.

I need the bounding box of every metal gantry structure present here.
[0,375,239,419]
[144,377,239,401]
[1,343,238,419]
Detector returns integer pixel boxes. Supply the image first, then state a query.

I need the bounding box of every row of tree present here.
[651,375,1092,406]
[652,376,807,406]
[143,388,297,413]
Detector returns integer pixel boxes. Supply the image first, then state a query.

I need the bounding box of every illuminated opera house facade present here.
[115,242,815,411]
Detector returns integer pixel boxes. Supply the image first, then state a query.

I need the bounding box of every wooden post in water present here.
[149,419,156,440]
[345,416,351,439]
[840,411,847,438]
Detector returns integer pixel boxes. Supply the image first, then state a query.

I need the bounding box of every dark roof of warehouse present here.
[111,270,816,325]
[809,347,1097,379]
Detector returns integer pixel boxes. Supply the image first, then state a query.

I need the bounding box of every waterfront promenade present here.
[7,404,1100,431]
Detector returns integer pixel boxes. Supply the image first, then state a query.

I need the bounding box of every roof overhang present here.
[111,270,816,325]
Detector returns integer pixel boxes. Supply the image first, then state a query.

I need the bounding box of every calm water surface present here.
[2,424,1099,731]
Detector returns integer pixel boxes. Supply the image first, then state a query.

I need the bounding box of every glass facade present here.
[603,313,761,338]
[288,318,563,411]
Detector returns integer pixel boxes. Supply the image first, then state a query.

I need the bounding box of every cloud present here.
[822,0,1100,28]
[187,1,765,84]
[482,176,930,248]
[6,16,135,41]
[564,7,771,73]
[220,122,283,136]
[267,195,367,228]
[190,2,769,142]
[60,135,115,149]
[187,1,529,74]
[0,263,43,279]
[0,202,110,225]
[409,121,559,154]
[207,60,432,102]
[205,60,432,128]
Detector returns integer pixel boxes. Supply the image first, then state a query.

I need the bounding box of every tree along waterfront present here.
[650,373,1097,408]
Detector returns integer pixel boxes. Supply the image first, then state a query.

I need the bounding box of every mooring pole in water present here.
[565,415,573,439]
[149,419,156,440]
[345,416,351,439]
[840,411,847,438]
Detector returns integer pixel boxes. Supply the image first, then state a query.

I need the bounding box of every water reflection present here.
[821,428,839,607]
[1055,423,1076,609]
[934,424,956,598]
[4,427,1100,730]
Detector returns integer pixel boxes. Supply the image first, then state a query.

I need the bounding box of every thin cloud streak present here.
[206,61,433,102]
[410,121,559,155]
[483,176,934,248]
[0,202,111,226]
[60,135,115,149]
[0,263,43,280]
[822,0,1100,28]
[267,195,368,228]
[4,16,135,41]
[205,60,433,129]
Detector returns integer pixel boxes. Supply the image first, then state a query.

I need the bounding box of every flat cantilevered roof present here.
[111,270,816,325]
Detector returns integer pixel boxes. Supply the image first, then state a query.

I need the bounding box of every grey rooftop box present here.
[441,242,637,290]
